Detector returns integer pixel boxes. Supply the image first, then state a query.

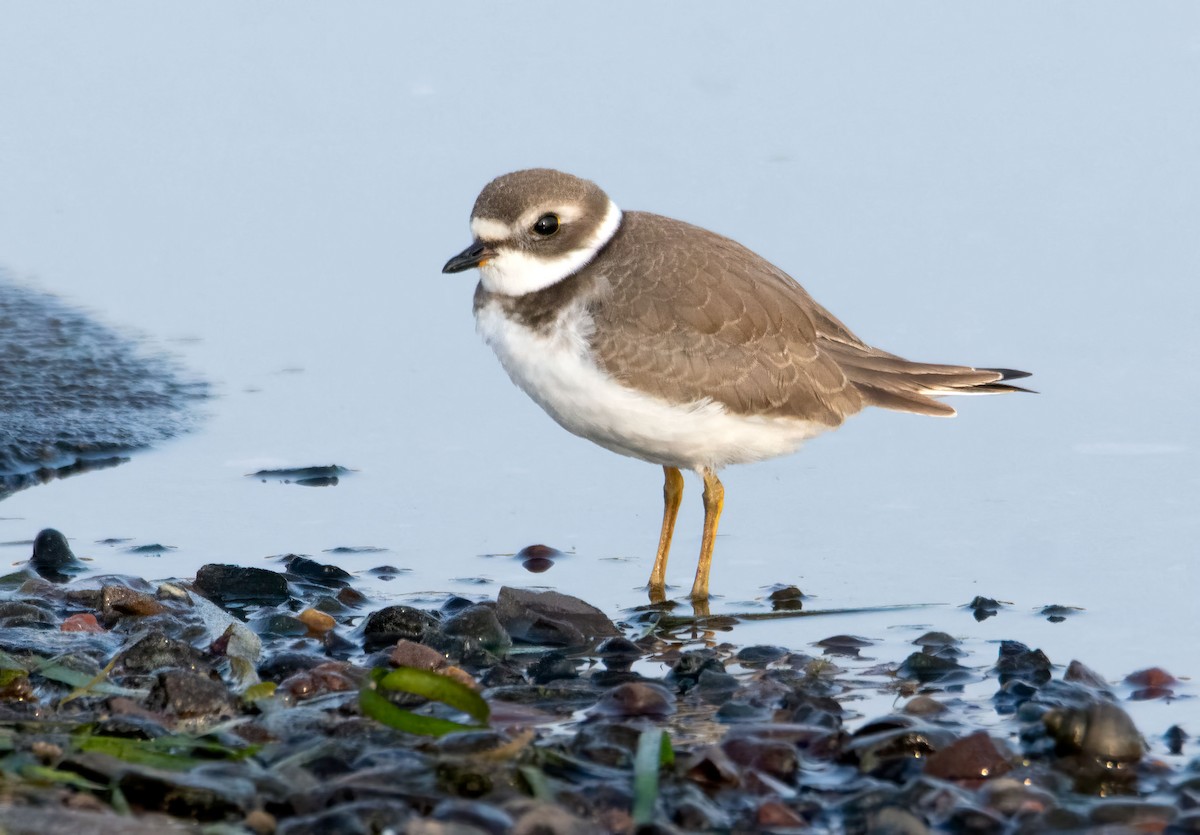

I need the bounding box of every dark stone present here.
[258,652,326,682]
[494,587,619,647]
[526,651,578,684]
[1166,724,1189,756]
[736,644,787,665]
[146,670,236,719]
[115,763,256,821]
[1063,659,1109,689]
[194,564,289,605]
[30,528,85,582]
[0,601,57,628]
[815,635,873,657]
[480,663,525,687]
[722,735,799,781]
[361,605,440,651]
[572,720,641,767]
[119,632,211,675]
[276,800,414,835]
[442,604,513,654]
[898,651,969,684]
[922,731,1013,781]
[965,596,1002,621]
[515,543,563,560]
[994,641,1052,686]
[695,668,739,701]
[284,555,353,588]
[596,636,641,669]
[432,799,515,835]
[0,806,198,834]
[1042,699,1145,763]
[589,681,675,718]
[100,585,166,618]
[668,649,724,686]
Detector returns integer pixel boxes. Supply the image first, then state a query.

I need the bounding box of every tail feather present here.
[824,342,1032,417]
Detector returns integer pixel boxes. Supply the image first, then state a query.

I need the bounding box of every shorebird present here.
[443,169,1028,600]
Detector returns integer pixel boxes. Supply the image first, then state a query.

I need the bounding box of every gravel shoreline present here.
[0,529,1193,834]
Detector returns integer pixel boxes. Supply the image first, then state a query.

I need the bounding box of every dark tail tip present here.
[982,367,1032,382]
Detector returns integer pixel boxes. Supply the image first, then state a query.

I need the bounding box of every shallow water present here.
[1,3,1198,753]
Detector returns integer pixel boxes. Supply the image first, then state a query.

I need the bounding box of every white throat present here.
[478,199,622,296]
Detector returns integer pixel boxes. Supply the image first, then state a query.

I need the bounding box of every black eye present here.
[532,213,560,236]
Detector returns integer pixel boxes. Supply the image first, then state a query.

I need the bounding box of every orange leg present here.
[648,466,684,601]
[690,468,724,601]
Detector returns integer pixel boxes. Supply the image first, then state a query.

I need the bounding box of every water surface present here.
[0,4,1197,745]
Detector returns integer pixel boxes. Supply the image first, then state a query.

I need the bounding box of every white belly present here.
[474,301,828,471]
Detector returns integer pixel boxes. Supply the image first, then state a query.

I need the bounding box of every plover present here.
[443,169,1028,601]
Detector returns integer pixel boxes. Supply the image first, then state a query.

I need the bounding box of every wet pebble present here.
[442,604,513,655]
[431,798,515,835]
[100,584,166,618]
[994,640,1052,686]
[119,631,211,675]
[588,681,675,718]
[898,650,969,684]
[922,731,1013,781]
[30,528,86,582]
[194,563,289,605]
[494,586,619,647]
[668,649,724,687]
[145,670,236,721]
[815,634,873,658]
[361,605,440,651]
[284,554,354,587]
[965,595,1003,621]
[735,644,787,666]
[526,651,579,685]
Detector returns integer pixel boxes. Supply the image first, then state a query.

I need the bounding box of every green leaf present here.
[19,764,106,791]
[75,733,258,770]
[243,681,277,703]
[375,667,489,725]
[633,729,665,825]
[358,685,483,737]
[659,731,674,767]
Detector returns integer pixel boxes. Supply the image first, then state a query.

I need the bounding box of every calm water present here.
[1,4,1197,743]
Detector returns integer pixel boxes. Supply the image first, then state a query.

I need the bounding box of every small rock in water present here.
[361,605,440,651]
[899,651,969,684]
[766,584,805,611]
[589,681,675,718]
[1063,659,1109,689]
[735,645,787,666]
[923,731,1013,781]
[515,543,563,560]
[1125,666,1178,700]
[100,585,167,618]
[965,595,1003,621]
[146,670,236,721]
[284,555,353,588]
[442,604,512,655]
[495,586,619,647]
[814,635,874,658]
[194,564,290,606]
[29,528,86,582]
[994,641,1053,686]
[1040,604,1084,622]
[1164,724,1188,756]
[526,652,579,685]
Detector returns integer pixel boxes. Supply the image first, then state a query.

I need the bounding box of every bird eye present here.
[532,213,560,236]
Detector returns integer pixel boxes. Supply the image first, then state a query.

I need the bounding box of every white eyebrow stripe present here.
[471,217,511,241]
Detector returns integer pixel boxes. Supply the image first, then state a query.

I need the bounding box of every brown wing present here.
[586,212,865,427]
[585,211,1027,423]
